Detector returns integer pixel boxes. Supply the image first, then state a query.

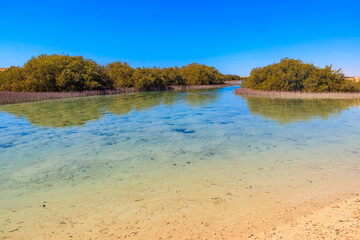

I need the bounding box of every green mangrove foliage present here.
[241,58,360,92]
[0,54,234,92]
[223,74,243,82]
[0,55,112,92]
[180,63,224,85]
[105,61,135,88]
[106,62,226,88]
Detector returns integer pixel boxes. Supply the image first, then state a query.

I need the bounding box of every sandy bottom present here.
[253,195,360,240]
[1,162,360,240]
[2,192,360,239]
[1,87,360,239]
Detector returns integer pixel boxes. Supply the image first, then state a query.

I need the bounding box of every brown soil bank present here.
[235,88,360,99]
[0,81,239,105]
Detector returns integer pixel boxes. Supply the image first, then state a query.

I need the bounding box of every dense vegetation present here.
[0,55,112,92]
[0,54,239,92]
[241,58,360,92]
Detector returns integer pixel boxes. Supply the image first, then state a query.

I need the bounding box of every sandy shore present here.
[0,81,240,105]
[3,192,359,239]
[253,196,360,239]
[235,88,360,99]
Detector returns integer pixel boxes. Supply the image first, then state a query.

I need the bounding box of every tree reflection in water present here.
[0,89,219,128]
[243,96,359,124]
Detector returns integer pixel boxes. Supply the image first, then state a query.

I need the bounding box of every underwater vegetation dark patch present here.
[172,128,196,134]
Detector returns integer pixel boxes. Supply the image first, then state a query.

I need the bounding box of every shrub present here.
[131,67,165,89]
[160,67,185,86]
[241,58,356,92]
[0,54,228,92]
[0,54,111,92]
[180,63,224,85]
[55,57,111,91]
[339,79,360,92]
[0,66,26,91]
[105,61,135,88]
[223,74,241,81]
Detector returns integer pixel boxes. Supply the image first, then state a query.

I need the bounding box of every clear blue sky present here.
[1,0,360,76]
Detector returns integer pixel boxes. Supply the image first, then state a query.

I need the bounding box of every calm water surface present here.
[1,86,360,239]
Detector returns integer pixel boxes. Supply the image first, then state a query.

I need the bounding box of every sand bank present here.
[235,88,360,99]
[0,81,240,105]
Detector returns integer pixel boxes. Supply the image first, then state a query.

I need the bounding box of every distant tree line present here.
[241,58,360,92]
[0,54,240,92]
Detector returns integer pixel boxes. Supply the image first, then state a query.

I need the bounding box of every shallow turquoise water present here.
[1,86,360,239]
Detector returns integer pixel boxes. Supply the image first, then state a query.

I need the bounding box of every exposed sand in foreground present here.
[3,194,359,239]
[2,178,359,239]
[253,196,360,240]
